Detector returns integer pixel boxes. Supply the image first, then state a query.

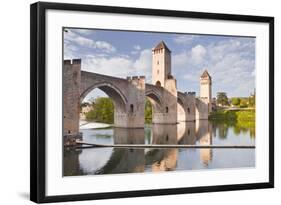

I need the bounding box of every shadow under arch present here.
[177,95,187,122]
[80,82,127,113]
[145,89,163,113]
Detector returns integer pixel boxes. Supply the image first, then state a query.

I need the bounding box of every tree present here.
[85,97,114,124]
[231,98,241,106]
[216,92,229,106]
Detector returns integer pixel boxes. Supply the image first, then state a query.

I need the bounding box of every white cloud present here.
[133,45,141,50]
[173,38,255,97]
[191,44,206,65]
[64,30,116,53]
[172,44,206,68]
[73,29,94,35]
[133,49,151,72]
[82,55,133,77]
[183,74,198,82]
[81,49,152,82]
[174,35,196,44]
[131,45,142,55]
[173,51,189,67]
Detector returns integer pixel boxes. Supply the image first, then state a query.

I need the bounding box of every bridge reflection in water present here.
[64,120,255,176]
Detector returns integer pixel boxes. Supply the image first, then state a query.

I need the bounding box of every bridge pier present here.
[114,76,146,128]
[63,59,82,145]
[151,79,178,124]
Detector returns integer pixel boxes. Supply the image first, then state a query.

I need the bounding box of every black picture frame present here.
[30,1,274,203]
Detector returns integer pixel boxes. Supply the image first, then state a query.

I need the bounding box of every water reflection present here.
[64,120,255,176]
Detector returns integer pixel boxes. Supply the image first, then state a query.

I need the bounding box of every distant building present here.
[80,104,93,120]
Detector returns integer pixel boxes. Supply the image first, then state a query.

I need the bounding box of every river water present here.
[64,120,255,176]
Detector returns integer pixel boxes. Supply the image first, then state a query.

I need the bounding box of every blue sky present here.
[64,28,255,102]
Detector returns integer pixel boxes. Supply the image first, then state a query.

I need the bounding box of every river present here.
[64,120,255,176]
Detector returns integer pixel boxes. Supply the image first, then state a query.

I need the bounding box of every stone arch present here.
[145,89,165,124]
[146,90,162,105]
[145,89,163,113]
[80,82,127,114]
[155,81,161,87]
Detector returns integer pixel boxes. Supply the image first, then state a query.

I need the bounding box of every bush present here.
[231,98,241,106]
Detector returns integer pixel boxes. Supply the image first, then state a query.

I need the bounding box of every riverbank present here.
[79,121,112,129]
[209,109,255,121]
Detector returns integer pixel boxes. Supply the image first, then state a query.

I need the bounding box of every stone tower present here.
[199,70,212,114]
[151,41,177,124]
[200,70,212,103]
[152,41,172,87]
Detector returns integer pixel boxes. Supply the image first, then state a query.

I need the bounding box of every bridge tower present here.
[152,41,172,87]
[200,70,212,104]
[151,41,177,124]
[196,70,212,120]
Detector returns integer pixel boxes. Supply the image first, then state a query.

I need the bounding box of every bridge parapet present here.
[64,59,81,65]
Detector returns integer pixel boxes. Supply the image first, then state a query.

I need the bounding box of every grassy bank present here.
[209,109,255,138]
[209,109,255,122]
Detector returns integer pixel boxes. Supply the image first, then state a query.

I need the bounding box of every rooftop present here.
[201,70,211,79]
[153,41,171,52]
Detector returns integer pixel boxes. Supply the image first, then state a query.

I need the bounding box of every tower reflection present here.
[196,120,213,166]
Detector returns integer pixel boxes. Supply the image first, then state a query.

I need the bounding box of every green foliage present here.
[211,119,255,139]
[209,109,255,122]
[231,98,241,106]
[84,98,153,124]
[210,109,256,139]
[239,99,248,108]
[85,97,114,124]
[216,92,229,106]
[145,100,152,124]
[230,94,255,108]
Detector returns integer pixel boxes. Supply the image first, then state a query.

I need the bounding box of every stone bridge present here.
[63,41,212,140]
[63,59,211,138]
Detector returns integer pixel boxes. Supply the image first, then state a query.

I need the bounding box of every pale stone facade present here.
[80,104,93,120]
[152,41,172,86]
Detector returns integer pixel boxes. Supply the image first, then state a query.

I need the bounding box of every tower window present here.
[187,107,190,114]
[130,104,134,113]
[157,61,159,65]
[157,69,159,74]
[166,106,169,113]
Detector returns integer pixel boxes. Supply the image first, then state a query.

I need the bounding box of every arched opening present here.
[146,90,163,124]
[80,88,114,124]
[155,81,161,87]
[166,107,169,113]
[187,107,190,114]
[80,83,127,128]
[130,104,134,113]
